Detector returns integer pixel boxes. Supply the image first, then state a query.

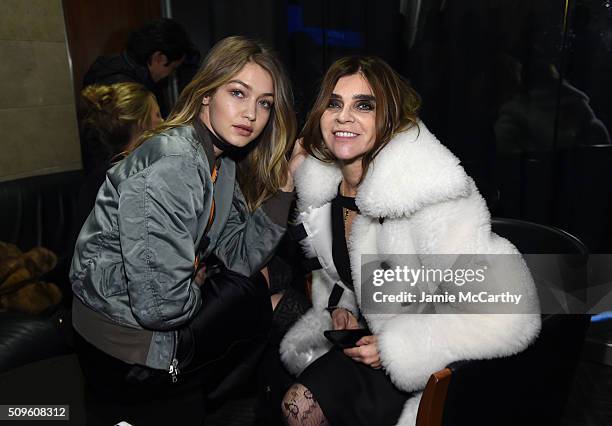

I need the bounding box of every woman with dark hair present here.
[280,56,540,425]
[71,36,299,425]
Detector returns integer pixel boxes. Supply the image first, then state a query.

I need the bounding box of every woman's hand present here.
[281,138,307,192]
[331,308,360,330]
[344,335,382,369]
[194,265,207,286]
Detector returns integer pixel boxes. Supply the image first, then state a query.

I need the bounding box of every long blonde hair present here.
[81,83,158,157]
[143,36,296,211]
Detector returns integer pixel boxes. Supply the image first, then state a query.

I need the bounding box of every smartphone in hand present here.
[324,329,369,349]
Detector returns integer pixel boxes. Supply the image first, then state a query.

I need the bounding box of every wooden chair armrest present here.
[416,367,452,426]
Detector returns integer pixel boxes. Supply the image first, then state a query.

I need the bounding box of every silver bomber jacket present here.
[71,123,288,370]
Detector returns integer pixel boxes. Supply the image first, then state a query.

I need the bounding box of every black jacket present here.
[83,52,169,116]
[83,52,158,95]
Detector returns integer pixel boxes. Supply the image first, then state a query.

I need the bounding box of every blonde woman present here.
[80,82,164,173]
[75,82,162,228]
[71,36,298,425]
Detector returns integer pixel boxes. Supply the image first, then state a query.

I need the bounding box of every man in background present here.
[81,18,198,172]
[83,18,197,117]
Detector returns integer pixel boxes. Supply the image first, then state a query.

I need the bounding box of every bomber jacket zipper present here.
[169,330,180,383]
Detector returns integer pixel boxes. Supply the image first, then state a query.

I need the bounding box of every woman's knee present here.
[281,383,327,425]
[281,383,302,419]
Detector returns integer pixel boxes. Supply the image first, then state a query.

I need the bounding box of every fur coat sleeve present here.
[371,187,541,392]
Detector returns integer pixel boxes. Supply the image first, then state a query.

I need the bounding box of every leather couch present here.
[0,170,83,373]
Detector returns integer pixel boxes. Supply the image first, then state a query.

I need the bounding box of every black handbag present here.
[175,256,272,401]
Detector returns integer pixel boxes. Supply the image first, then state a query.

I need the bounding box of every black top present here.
[299,193,410,426]
[331,191,359,291]
[193,118,220,172]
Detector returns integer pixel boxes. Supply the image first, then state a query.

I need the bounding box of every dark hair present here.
[301,56,421,182]
[126,18,194,65]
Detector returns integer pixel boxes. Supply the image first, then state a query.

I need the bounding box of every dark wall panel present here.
[62,0,161,98]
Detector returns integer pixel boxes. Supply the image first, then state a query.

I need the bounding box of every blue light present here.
[591,311,612,322]
[287,5,364,48]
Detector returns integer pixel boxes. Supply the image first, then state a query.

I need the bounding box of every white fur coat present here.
[279,122,541,425]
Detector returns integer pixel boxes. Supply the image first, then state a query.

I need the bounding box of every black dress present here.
[297,192,411,425]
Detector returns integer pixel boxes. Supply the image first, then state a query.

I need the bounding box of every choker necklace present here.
[209,131,242,156]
